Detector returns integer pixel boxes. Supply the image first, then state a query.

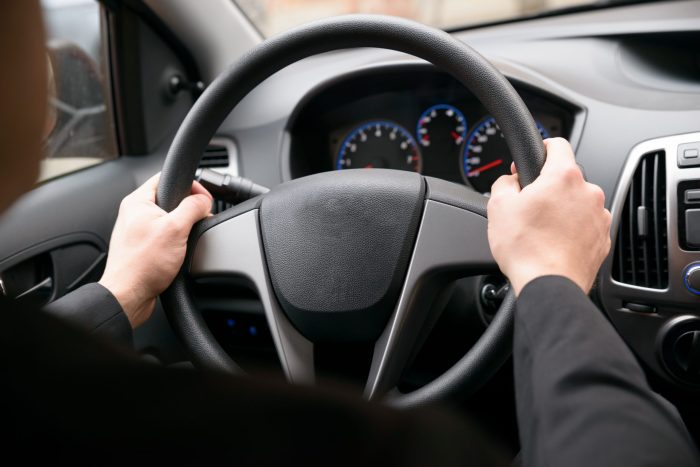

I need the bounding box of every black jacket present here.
[1,276,698,466]
[43,282,133,345]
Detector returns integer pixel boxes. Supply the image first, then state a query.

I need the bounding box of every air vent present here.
[199,140,235,214]
[199,143,230,168]
[612,150,668,289]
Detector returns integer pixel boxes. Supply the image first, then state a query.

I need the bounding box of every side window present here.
[40,0,117,182]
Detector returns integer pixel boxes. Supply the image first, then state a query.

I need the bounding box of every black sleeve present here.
[1,297,509,467]
[42,282,133,346]
[514,275,699,467]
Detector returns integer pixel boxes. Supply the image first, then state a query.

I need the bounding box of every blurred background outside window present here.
[40,0,117,182]
[234,0,596,37]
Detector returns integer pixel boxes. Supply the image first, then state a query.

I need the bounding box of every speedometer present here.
[336,121,422,173]
[461,116,549,193]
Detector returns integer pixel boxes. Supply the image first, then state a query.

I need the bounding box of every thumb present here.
[168,193,212,231]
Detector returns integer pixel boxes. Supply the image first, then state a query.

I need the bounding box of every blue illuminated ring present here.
[461,116,550,178]
[335,120,420,172]
[683,262,700,295]
[415,104,468,146]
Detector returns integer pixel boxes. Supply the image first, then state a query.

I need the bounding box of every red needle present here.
[468,159,503,176]
[364,163,374,169]
[451,131,460,140]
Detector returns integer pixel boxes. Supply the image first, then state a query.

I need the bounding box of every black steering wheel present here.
[156,15,545,408]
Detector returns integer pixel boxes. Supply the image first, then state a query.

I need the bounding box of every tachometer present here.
[336,121,422,173]
[461,116,549,193]
[416,104,468,148]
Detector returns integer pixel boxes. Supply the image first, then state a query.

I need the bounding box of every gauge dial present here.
[416,104,467,148]
[336,121,422,172]
[461,116,550,193]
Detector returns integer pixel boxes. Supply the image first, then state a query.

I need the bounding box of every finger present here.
[510,162,516,175]
[490,173,521,197]
[191,180,213,201]
[168,193,212,231]
[541,138,577,175]
[131,172,161,202]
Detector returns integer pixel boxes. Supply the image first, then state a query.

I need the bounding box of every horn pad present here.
[260,169,425,342]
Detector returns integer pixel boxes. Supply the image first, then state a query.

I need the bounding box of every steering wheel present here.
[156,15,545,408]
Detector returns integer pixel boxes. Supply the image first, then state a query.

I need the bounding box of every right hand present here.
[486,138,612,295]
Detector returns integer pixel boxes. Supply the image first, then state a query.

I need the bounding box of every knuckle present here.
[561,165,583,182]
[588,183,606,204]
[603,209,613,227]
[163,216,185,234]
[603,236,612,256]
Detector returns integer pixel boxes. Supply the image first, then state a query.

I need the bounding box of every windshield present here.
[235,0,610,37]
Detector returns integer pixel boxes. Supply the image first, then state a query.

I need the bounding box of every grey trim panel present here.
[365,199,497,399]
[144,0,262,82]
[190,209,315,384]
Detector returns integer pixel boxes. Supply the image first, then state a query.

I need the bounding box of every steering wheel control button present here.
[677,142,700,168]
[685,210,700,247]
[685,189,700,204]
[683,263,700,295]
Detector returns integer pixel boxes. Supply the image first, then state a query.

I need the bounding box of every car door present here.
[0,0,214,363]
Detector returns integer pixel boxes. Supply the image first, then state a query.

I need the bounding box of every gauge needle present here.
[468,159,503,176]
[450,131,460,141]
[364,163,374,168]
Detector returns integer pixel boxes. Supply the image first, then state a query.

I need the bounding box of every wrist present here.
[508,263,590,296]
[98,276,155,329]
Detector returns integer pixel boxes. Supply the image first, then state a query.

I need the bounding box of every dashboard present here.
[289,67,577,193]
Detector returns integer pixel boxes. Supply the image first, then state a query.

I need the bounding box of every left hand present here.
[99,174,213,328]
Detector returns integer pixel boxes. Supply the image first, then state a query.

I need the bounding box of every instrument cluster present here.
[289,68,575,194]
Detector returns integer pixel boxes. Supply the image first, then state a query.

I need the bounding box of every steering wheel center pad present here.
[260,169,424,342]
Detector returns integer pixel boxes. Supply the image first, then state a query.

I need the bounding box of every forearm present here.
[42,282,133,346]
[515,276,698,467]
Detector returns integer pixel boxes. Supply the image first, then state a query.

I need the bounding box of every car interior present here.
[2,0,699,456]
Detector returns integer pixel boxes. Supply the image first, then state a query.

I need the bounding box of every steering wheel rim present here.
[157,14,545,408]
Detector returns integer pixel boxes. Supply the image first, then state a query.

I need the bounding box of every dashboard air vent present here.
[612,150,668,289]
[199,143,230,168]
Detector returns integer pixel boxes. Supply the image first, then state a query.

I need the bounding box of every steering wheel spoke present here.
[365,197,498,400]
[189,208,315,385]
